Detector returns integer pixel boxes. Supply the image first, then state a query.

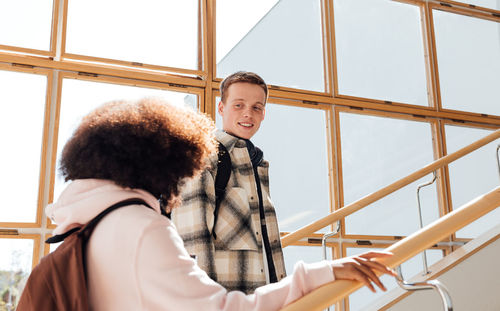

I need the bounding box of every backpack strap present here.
[46,198,152,244]
[212,142,231,239]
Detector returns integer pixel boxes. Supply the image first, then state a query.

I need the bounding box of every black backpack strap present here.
[46,198,152,244]
[213,142,231,239]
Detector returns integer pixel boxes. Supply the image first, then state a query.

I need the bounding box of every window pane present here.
[0,238,34,310]
[346,247,443,311]
[65,0,199,69]
[0,70,46,223]
[340,112,438,236]
[54,78,198,199]
[216,102,331,233]
[445,125,500,239]
[217,0,326,92]
[334,0,428,105]
[283,245,332,275]
[0,0,53,51]
[434,11,500,116]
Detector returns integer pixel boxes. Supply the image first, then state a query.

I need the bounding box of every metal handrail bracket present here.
[396,266,453,311]
[416,171,437,275]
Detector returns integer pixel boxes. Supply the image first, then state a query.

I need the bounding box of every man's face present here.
[218,82,266,140]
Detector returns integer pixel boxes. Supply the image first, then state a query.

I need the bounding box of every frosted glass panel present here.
[340,112,439,236]
[434,11,500,116]
[445,125,500,238]
[334,0,428,105]
[217,0,325,92]
[216,101,331,233]
[0,70,47,223]
[66,0,198,69]
[54,78,197,200]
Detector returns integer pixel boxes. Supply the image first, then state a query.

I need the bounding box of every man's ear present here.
[218,101,224,116]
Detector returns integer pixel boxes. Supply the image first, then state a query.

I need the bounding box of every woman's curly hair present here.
[60,97,216,209]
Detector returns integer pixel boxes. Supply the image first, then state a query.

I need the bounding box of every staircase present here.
[369,223,500,311]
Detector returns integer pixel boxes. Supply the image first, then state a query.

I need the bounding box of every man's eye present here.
[254,106,262,111]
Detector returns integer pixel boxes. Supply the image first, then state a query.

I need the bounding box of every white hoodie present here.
[46,179,334,311]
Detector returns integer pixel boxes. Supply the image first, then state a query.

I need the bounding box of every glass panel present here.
[340,112,439,236]
[65,0,199,69]
[0,70,47,223]
[217,0,325,92]
[282,245,332,275]
[434,11,500,116]
[54,78,198,199]
[346,247,443,311]
[334,0,428,105]
[0,238,34,310]
[0,0,53,51]
[445,125,500,239]
[215,102,331,233]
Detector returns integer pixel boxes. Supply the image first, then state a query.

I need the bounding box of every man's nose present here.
[242,107,252,117]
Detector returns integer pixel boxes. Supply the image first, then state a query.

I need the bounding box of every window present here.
[65,0,199,69]
[217,0,326,92]
[434,10,500,116]
[0,69,48,223]
[334,0,428,105]
[0,0,54,52]
[339,111,439,236]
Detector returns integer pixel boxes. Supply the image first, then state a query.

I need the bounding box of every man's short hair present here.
[220,71,268,103]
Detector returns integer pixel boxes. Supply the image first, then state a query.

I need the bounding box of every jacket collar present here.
[215,130,247,152]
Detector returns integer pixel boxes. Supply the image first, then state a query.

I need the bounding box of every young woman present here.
[47,98,395,310]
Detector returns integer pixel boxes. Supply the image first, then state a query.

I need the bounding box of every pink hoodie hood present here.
[46,179,161,235]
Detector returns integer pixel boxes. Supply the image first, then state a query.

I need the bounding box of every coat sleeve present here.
[136,218,335,311]
[171,168,218,280]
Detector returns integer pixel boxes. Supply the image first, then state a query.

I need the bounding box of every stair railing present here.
[280,185,500,311]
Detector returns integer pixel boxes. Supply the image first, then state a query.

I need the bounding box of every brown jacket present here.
[172,131,286,294]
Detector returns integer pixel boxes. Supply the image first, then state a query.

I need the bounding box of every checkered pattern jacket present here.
[171,131,286,294]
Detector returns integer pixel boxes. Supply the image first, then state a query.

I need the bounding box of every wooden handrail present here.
[281,185,500,311]
[281,128,500,247]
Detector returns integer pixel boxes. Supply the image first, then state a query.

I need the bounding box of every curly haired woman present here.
[46,98,395,311]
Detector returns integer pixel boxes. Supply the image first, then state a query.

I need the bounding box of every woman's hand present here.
[330,251,396,293]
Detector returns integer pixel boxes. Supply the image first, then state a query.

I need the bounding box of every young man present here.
[171,71,286,294]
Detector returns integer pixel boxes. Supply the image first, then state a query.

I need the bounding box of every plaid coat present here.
[171,131,286,294]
